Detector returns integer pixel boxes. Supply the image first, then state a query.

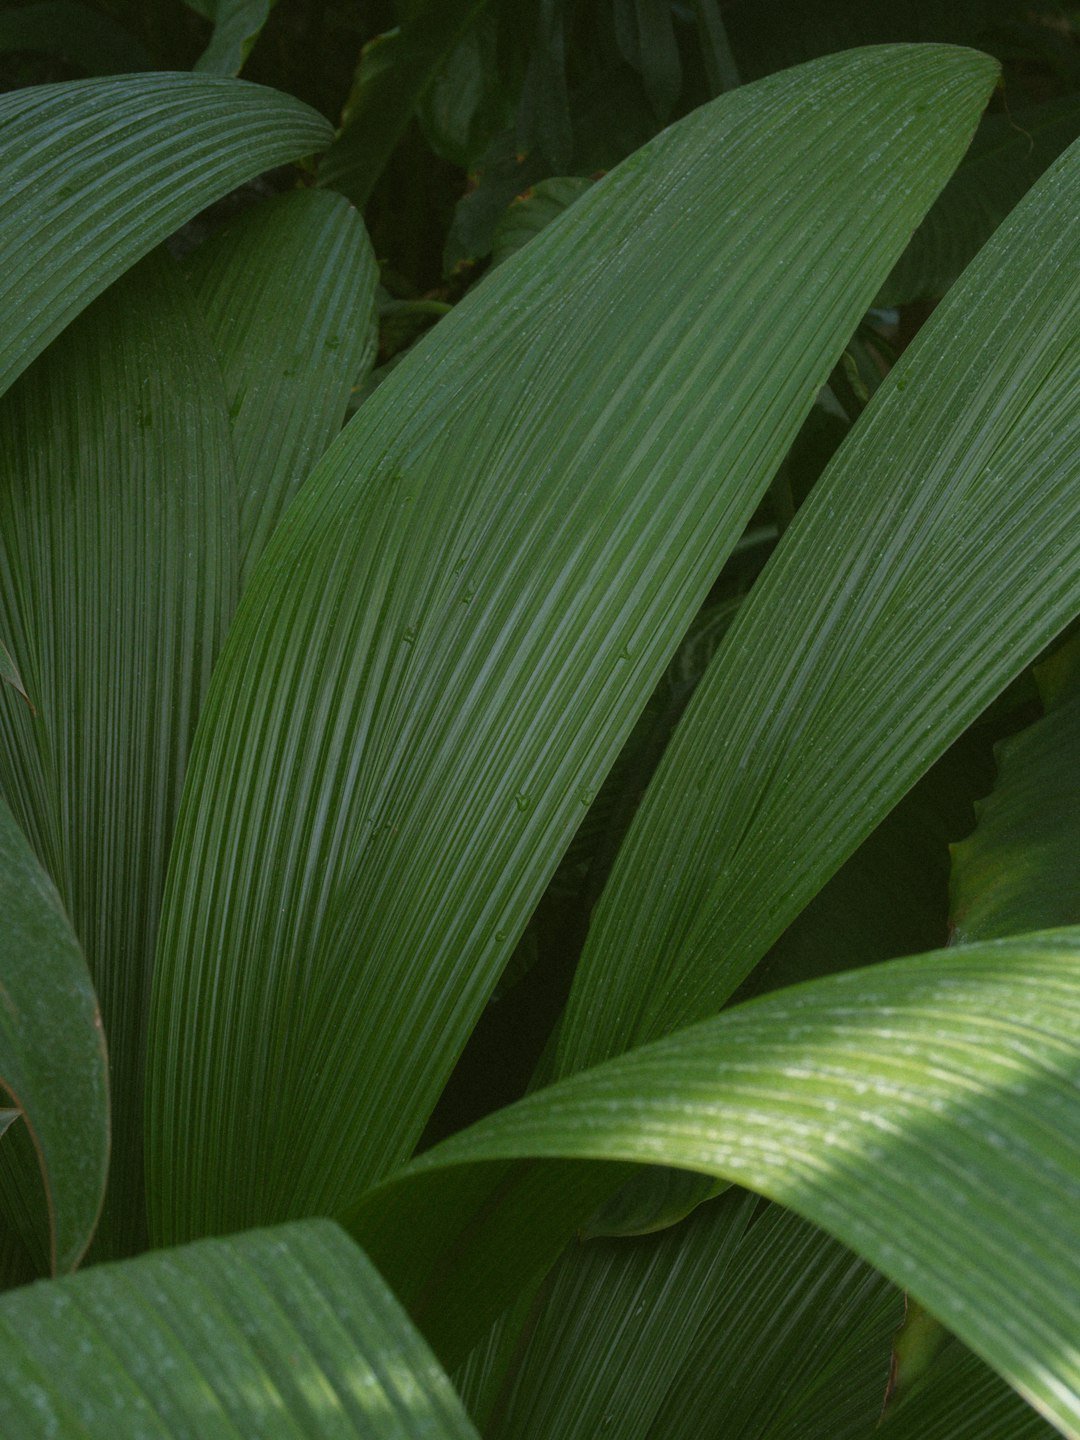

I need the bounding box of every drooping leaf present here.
[556,122,1080,1079]
[319,0,499,206]
[950,630,1080,942]
[0,798,107,1274]
[0,250,237,1259]
[183,188,379,584]
[188,0,277,76]
[0,1219,478,1439]
[0,3,152,74]
[347,929,1080,1438]
[0,72,332,399]
[147,46,998,1247]
[878,96,1080,306]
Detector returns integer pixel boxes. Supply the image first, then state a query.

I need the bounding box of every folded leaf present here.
[148,45,998,1246]
[0,72,331,399]
[0,251,237,1258]
[0,1219,478,1439]
[557,122,1080,1077]
[0,798,108,1274]
[183,188,378,584]
[347,929,1080,1438]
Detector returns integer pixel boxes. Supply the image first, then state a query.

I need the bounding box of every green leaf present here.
[319,1,498,207]
[556,122,1080,1078]
[950,630,1080,942]
[490,176,595,268]
[347,929,1080,1437]
[0,250,237,1259]
[881,1338,1059,1438]
[878,96,1080,306]
[189,0,277,76]
[0,3,152,74]
[0,1219,478,1439]
[0,798,107,1274]
[488,1193,896,1439]
[0,639,30,711]
[0,72,332,400]
[147,45,999,1246]
[183,188,379,584]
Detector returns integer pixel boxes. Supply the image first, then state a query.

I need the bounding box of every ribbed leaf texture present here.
[556,125,1080,1076]
[0,71,331,399]
[183,188,378,585]
[0,797,107,1273]
[349,930,1080,1438]
[0,251,237,1258]
[147,44,998,1245]
[0,1220,478,1439]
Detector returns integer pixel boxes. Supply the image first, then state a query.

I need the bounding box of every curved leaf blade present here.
[0,1219,478,1439]
[0,250,238,1258]
[184,188,378,583]
[148,45,999,1245]
[0,797,108,1274]
[348,930,1080,1438]
[0,72,332,400]
[557,119,1080,1077]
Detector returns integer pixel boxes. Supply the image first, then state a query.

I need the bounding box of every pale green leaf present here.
[0,251,237,1258]
[0,72,332,399]
[0,798,107,1274]
[347,930,1080,1438]
[556,122,1080,1078]
[0,1220,478,1439]
[147,46,998,1246]
[183,188,379,583]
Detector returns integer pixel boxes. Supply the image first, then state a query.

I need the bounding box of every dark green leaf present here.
[189,0,277,76]
[0,72,332,399]
[0,3,152,74]
[147,46,998,1246]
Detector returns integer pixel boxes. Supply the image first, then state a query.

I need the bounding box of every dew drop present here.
[402,625,418,646]
[514,791,533,814]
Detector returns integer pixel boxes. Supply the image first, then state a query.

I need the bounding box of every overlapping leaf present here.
[0,1220,478,1439]
[556,122,1080,1077]
[183,188,378,584]
[347,930,1080,1438]
[147,45,998,1246]
[0,798,107,1274]
[190,0,277,76]
[0,251,237,1258]
[0,71,331,399]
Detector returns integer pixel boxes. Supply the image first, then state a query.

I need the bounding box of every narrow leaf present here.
[348,930,1080,1438]
[190,0,277,76]
[0,251,238,1258]
[0,797,107,1274]
[0,72,331,399]
[148,46,999,1246]
[557,121,1080,1076]
[183,188,379,583]
[0,1220,478,1439]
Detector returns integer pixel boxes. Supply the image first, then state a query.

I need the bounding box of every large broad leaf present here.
[950,630,1080,942]
[147,45,998,1246]
[555,122,1080,1078]
[488,1194,896,1439]
[0,72,331,399]
[183,188,379,584]
[0,251,237,1258]
[0,1219,478,1439]
[0,797,108,1274]
[346,929,1080,1438]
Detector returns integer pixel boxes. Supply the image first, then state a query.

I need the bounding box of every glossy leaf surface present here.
[148,45,998,1245]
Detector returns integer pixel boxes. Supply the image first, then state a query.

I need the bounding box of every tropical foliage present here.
[1,1,1079,1435]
